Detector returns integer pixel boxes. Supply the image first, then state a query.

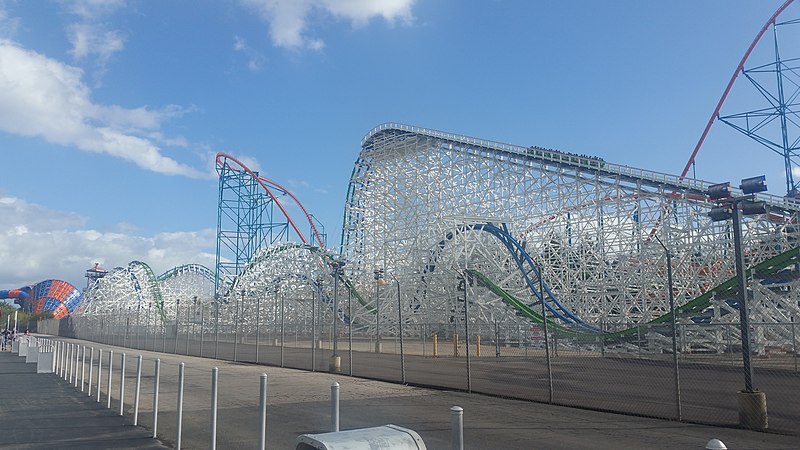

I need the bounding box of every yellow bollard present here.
[453,334,459,357]
[476,335,481,357]
[433,334,438,357]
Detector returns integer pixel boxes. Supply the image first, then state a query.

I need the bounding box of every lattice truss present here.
[215,243,365,334]
[76,262,215,324]
[341,124,800,330]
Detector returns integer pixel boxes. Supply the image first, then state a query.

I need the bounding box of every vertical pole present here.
[732,204,755,392]
[331,382,339,432]
[81,346,87,392]
[396,276,406,384]
[200,304,205,357]
[281,290,285,368]
[153,359,161,439]
[215,300,220,359]
[176,362,184,449]
[464,273,471,393]
[185,301,191,355]
[792,317,797,372]
[234,291,241,362]
[259,373,268,449]
[134,355,142,426]
[312,285,317,371]
[211,367,218,450]
[256,290,261,364]
[88,347,94,397]
[74,344,80,385]
[494,320,500,358]
[119,353,126,416]
[348,288,353,376]
[665,248,682,421]
[106,350,113,409]
[97,349,103,403]
[451,406,464,450]
[539,265,553,404]
[174,300,180,354]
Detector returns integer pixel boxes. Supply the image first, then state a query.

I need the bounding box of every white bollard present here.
[153,359,160,439]
[119,353,126,416]
[81,346,86,391]
[259,373,267,450]
[107,350,114,409]
[176,362,185,449]
[134,355,142,426]
[88,348,95,397]
[74,345,80,386]
[211,367,218,450]
[96,349,103,402]
[331,382,339,432]
[451,406,464,450]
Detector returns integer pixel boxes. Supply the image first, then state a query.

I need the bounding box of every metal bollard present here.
[451,406,464,450]
[134,355,142,426]
[153,359,160,438]
[211,367,218,450]
[81,346,87,391]
[259,373,267,450]
[119,353,126,416]
[107,350,114,409]
[74,345,81,386]
[331,382,339,432]
[97,349,103,402]
[176,362,185,449]
[88,347,94,397]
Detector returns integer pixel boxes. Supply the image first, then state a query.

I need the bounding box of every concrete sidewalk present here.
[0,349,167,449]
[6,336,800,449]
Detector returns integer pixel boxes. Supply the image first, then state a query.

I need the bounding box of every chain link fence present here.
[62,307,800,436]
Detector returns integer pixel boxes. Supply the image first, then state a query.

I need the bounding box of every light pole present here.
[707,176,769,430]
[374,269,385,353]
[653,234,681,421]
[330,259,345,373]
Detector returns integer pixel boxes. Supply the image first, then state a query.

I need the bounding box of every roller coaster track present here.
[681,0,796,180]
[421,221,597,330]
[471,246,800,340]
[215,152,325,249]
[128,260,167,323]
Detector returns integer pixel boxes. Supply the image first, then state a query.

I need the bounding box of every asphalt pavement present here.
[3,336,800,449]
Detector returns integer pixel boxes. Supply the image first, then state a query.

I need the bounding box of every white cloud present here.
[233,35,266,71]
[0,3,20,38]
[0,40,206,178]
[0,196,216,289]
[241,0,415,50]
[67,23,124,62]
[59,0,126,20]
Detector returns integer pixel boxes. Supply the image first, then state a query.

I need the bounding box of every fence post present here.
[433,334,438,357]
[792,317,797,372]
[153,359,160,439]
[259,373,268,450]
[176,362,184,449]
[211,367,218,450]
[451,406,464,450]
[331,382,339,432]
[134,355,142,426]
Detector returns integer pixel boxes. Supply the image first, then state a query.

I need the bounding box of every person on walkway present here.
[1,329,8,351]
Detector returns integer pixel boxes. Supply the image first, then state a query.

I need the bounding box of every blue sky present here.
[0,0,795,289]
